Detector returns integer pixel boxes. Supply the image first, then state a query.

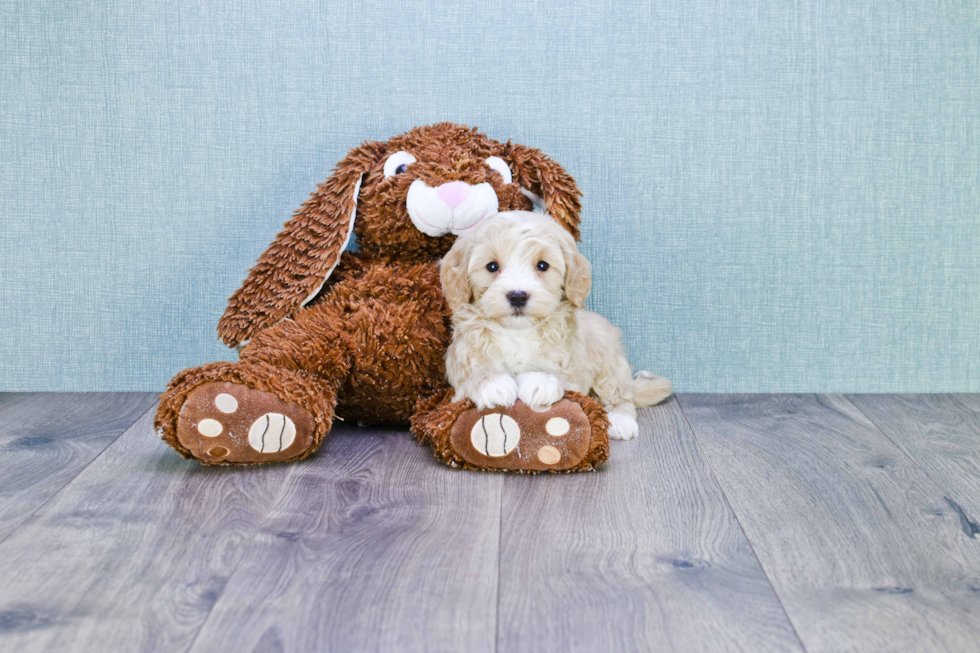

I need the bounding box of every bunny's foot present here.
[156,362,335,465]
[412,390,609,473]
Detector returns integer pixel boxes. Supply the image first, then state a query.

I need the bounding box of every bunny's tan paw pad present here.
[447,397,607,472]
[176,382,316,464]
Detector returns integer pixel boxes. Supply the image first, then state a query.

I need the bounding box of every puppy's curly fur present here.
[442,211,672,440]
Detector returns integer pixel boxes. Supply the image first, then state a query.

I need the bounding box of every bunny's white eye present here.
[384,151,417,178]
[485,156,513,184]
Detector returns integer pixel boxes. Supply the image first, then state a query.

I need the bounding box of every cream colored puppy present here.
[441,211,672,440]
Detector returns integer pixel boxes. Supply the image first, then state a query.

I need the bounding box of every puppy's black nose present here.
[507,290,529,307]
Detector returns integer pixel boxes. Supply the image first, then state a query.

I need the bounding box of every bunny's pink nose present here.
[436,181,472,209]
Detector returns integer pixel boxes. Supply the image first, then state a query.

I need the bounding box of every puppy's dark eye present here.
[536,261,549,272]
[486,262,499,273]
[394,164,408,175]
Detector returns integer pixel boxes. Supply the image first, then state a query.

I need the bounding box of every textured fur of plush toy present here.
[156,123,605,469]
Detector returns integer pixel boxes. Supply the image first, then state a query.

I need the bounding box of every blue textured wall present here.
[2,0,978,392]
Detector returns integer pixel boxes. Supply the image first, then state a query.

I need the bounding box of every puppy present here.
[441,211,672,440]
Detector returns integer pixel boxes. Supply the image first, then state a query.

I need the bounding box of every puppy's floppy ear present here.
[557,229,592,309]
[440,238,472,313]
[504,142,583,241]
[217,140,386,347]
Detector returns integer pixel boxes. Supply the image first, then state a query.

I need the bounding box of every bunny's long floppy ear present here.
[217,140,385,347]
[504,142,583,240]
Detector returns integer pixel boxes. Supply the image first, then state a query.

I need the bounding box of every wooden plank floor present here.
[679,395,980,652]
[0,393,158,543]
[0,393,978,652]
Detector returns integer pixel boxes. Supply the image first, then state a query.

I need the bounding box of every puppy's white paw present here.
[470,375,519,410]
[516,372,565,408]
[607,411,639,440]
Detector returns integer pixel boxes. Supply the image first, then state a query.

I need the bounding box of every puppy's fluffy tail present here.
[632,371,673,407]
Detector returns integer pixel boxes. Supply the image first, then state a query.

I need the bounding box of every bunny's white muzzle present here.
[406,180,499,237]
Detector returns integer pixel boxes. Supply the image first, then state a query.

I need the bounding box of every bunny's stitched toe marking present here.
[470,414,521,457]
[537,445,561,465]
[545,417,569,436]
[248,413,296,454]
[214,393,238,413]
[197,419,223,437]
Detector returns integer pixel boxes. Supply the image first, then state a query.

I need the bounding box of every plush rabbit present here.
[156,123,609,472]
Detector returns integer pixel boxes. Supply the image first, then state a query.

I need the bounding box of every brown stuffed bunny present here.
[156,123,609,471]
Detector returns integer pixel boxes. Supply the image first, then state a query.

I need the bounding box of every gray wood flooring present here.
[0,394,978,652]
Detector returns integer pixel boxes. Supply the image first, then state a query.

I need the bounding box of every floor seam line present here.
[841,393,979,521]
[675,394,811,653]
[181,462,305,653]
[0,396,158,549]
[494,475,504,653]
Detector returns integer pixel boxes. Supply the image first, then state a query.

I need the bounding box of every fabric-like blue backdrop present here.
[2,0,978,392]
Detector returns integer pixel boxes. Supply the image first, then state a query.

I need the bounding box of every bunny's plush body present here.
[157,123,609,471]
